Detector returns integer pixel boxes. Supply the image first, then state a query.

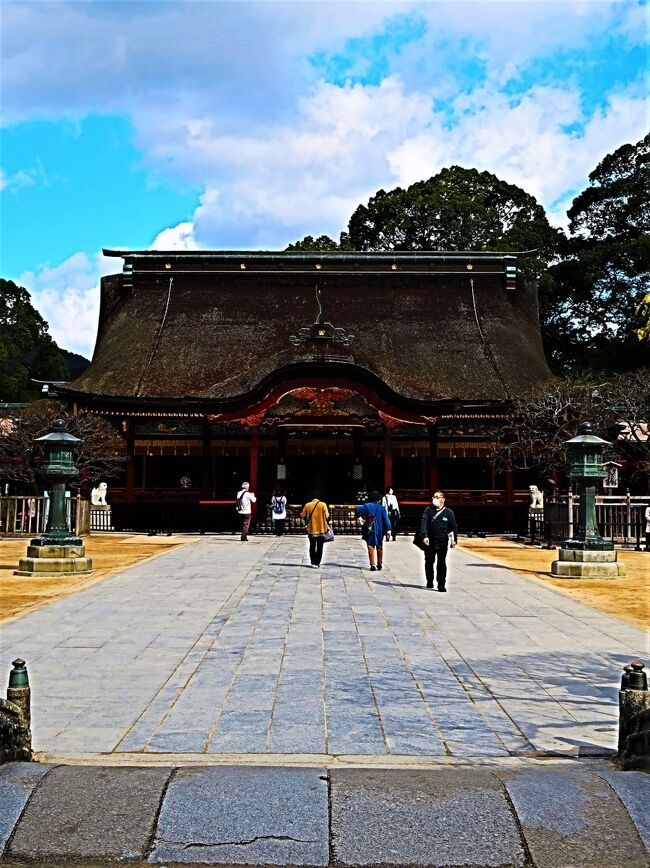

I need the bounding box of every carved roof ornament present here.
[290,285,355,346]
[238,409,268,428]
[378,411,407,430]
[288,387,357,410]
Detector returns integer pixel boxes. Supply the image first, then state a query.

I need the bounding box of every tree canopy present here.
[0,278,69,402]
[287,142,648,375]
[285,234,340,252]
[544,134,650,372]
[342,166,562,277]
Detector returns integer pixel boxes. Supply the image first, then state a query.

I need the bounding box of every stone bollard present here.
[618,660,650,771]
[7,659,31,732]
[0,659,32,763]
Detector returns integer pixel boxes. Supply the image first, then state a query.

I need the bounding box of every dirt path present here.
[460,537,649,629]
[0,534,194,624]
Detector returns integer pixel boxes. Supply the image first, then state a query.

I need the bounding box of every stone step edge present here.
[34,751,617,769]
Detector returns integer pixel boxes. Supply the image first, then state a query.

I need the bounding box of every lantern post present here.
[551,421,625,578]
[14,419,93,577]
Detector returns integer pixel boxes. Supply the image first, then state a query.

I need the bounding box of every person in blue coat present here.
[355,490,392,571]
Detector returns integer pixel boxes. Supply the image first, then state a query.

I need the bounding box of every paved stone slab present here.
[330,768,525,866]
[6,765,172,862]
[150,765,329,865]
[499,767,649,867]
[596,768,650,851]
[0,762,52,856]
[3,536,647,759]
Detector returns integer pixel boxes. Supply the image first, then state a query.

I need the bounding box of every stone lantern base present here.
[551,547,625,578]
[14,544,93,578]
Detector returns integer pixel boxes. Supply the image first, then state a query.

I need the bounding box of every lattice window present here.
[134,439,202,456]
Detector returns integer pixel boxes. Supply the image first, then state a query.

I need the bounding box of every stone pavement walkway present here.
[1,759,649,866]
[0,535,646,759]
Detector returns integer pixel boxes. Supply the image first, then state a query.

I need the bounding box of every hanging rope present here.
[469,277,511,399]
[136,276,173,397]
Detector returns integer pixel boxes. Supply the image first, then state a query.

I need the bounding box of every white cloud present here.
[3,0,647,296]
[18,252,114,359]
[0,167,38,192]
[1,0,406,123]
[135,76,647,247]
[150,221,197,251]
[388,83,648,215]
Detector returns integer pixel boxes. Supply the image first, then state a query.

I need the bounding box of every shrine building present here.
[58,249,554,532]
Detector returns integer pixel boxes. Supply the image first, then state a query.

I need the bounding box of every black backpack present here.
[236,491,246,511]
[272,496,284,515]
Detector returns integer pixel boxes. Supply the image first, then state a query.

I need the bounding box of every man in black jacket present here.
[420,490,458,591]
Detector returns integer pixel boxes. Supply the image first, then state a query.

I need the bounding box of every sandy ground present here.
[0,534,190,625]
[1,533,647,630]
[461,537,650,629]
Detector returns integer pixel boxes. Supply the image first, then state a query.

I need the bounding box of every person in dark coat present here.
[420,490,458,591]
[355,490,392,571]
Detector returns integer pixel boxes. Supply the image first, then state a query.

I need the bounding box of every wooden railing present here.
[0,496,89,537]
[534,494,649,546]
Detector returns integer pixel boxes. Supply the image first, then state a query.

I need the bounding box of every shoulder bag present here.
[360,509,376,542]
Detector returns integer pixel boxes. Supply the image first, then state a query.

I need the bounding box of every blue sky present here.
[1,0,647,357]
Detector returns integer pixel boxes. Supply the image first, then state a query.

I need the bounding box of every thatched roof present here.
[61,251,553,411]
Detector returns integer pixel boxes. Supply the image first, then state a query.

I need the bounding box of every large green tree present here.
[544,134,650,372]
[0,279,69,402]
[285,234,340,252]
[341,166,562,277]
[287,151,648,375]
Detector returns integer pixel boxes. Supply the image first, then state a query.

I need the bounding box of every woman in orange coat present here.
[301,495,330,568]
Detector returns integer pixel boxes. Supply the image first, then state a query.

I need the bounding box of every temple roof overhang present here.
[61,249,554,409]
[102,248,529,277]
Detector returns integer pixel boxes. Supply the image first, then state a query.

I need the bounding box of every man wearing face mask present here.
[420,490,458,591]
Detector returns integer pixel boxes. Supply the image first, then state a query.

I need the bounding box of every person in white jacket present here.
[645,505,650,552]
[236,481,257,541]
[382,487,400,540]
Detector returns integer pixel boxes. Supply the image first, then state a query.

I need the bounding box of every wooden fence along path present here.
[0,493,646,543]
[531,494,648,547]
[0,496,90,537]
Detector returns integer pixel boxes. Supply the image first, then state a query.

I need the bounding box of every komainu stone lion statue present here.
[529,485,544,509]
[90,482,109,508]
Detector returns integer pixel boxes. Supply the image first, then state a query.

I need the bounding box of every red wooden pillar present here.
[249,427,259,493]
[201,417,211,499]
[383,430,392,491]
[505,463,515,532]
[249,427,259,528]
[428,424,439,493]
[125,419,135,503]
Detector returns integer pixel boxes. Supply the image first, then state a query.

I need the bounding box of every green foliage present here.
[0,278,69,401]
[285,234,340,252]
[341,166,562,277]
[59,348,90,379]
[543,134,650,373]
[288,148,647,375]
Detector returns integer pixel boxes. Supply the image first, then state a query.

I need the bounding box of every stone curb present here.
[0,761,648,867]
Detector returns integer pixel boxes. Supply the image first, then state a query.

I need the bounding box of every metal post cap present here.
[621,664,633,690]
[627,660,647,691]
[8,658,29,688]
